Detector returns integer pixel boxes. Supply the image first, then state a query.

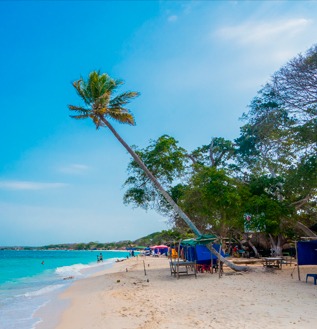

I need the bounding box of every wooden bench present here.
[306,274,317,285]
[170,260,197,279]
[263,257,283,269]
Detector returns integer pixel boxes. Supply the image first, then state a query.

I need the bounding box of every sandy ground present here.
[53,256,317,329]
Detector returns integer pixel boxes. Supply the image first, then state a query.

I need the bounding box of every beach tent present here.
[182,243,224,263]
[297,240,317,265]
[150,245,168,255]
[181,234,218,246]
[296,239,317,280]
[181,234,223,265]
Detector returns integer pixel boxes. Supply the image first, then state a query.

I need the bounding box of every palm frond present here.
[68,105,90,114]
[70,71,139,127]
[108,108,135,125]
[72,79,92,105]
[69,114,90,120]
[96,91,111,108]
[88,71,119,101]
[110,91,140,108]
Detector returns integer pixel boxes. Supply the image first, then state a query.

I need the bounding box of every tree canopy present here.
[123,44,317,254]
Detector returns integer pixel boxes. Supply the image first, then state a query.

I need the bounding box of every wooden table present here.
[263,257,283,269]
[170,260,197,279]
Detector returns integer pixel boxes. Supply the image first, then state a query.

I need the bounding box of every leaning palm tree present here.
[69,71,247,271]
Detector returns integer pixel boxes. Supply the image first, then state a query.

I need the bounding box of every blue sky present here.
[0,1,316,246]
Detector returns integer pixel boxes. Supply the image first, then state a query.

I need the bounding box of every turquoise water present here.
[0,250,130,329]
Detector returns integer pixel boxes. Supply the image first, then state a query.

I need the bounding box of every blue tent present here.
[297,240,317,265]
[182,243,225,264]
[296,239,317,281]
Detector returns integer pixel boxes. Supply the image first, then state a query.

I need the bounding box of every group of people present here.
[227,244,250,258]
[97,253,103,262]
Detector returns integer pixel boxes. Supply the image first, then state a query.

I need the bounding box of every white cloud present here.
[58,163,89,174]
[216,18,311,45]
[0,180,67,190]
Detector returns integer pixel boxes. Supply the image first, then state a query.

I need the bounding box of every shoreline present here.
[34,255,128,329]
[46,257,317,329]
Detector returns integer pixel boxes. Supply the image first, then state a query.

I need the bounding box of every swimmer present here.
[63,276,74,280]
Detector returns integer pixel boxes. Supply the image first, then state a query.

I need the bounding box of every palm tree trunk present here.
[101,118,248,272]
[295,221,317,237]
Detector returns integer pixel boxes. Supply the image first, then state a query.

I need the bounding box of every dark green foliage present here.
[190,137,236,169]
[123,135,188,211]
[179,167,248,234]
[123,45,317,245]
[285,156,317,199]
[236,84,298,175]
[244,175,295,234]
[235,45,317,241]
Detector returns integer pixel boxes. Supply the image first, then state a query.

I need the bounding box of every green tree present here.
[236,84,297,176]
[190,137,236,170]
[124,134,188,213]
[179,167,249,236]
[123,134,253,268]
[236,45,317,252]
[69,72,248,271]
[69,72,201,237]
[124,135,239,219]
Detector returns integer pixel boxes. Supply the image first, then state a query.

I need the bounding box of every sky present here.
[0,0,316,246]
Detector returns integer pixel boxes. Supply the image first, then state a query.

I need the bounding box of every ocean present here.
[0,249,131,329]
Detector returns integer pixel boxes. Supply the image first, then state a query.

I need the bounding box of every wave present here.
[23,284,65,298]
[55,263,89,277]
[54,258,117,278]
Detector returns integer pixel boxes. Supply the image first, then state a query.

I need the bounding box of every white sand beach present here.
[52,257,317,329]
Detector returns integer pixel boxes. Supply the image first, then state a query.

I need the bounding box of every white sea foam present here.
[55,263,89,277]
[55,258,116,278]
[24,284,65,298]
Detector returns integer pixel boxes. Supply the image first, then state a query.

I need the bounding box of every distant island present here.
[0,229,195,250]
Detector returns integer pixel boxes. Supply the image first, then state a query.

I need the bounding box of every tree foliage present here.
[123,135,188,212]
[178,167,248,236]
[122,44,317,253]
[69,71,203,238]
[235,45,317,247]
[273,44,317,118]
[69,71,139,128]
